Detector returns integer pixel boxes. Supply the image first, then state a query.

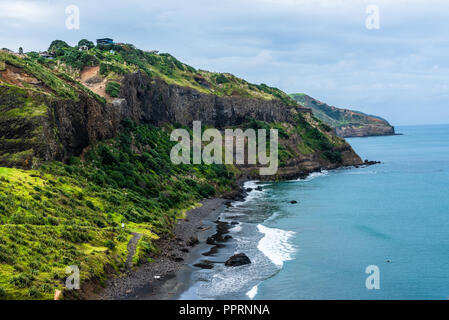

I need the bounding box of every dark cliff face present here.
[50,95,121,157]
[335,124,395,138]
[118,72,301,128]
[41,71,304,162]
[1,71,362,174]
[118,72,362,176]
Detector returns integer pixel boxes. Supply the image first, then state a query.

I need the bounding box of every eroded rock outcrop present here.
[118,72,304,128]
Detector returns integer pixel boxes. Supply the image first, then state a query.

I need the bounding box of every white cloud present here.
[0,1,55,22]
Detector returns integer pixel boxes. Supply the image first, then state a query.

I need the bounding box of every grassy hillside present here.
[0,120,237,299]
[0,115,349,299]
[0,40,360,299]
[25,40,298,106]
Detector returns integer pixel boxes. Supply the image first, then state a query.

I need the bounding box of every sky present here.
[1,0,449,126]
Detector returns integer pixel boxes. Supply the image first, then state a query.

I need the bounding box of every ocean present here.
[178,124,449,300]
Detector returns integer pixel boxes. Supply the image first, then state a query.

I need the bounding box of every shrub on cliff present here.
[198,183,216,198]
[60,49,99,69]
[106,81,121,97]
[104,240,116,250]
[48,40,70,54]
[215,73,229,84]
[323,150,342,163]
[78,39,95,49]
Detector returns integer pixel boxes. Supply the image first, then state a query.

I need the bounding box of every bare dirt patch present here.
[0,64,48,92]
[79,66,108,99]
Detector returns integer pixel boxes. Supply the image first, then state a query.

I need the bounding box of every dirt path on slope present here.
[126,233,143,270]
[95,198,226,300]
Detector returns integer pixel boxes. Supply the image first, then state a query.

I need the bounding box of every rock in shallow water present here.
[225,253,251,267]
[194,260,214,269]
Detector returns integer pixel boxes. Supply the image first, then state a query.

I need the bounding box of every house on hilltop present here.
[96,38,114,45]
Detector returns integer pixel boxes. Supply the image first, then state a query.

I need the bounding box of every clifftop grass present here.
[0,51,106,104]
[20,41,299,106]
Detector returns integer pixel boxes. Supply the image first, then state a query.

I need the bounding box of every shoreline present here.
[93,164,373,300]
[344,133,403,138]
[94,198,228,300]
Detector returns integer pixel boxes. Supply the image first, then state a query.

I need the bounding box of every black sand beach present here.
[96,198,226,300]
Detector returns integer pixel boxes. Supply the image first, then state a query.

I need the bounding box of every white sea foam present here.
[264,211,280,223]
[296,170,329,182]
[230,223,242,233]
[231,181,267,207]
[246,285,258,299]
[257,224,296,267]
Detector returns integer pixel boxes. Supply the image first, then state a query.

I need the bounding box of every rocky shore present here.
[92,179,253,300]
[89,160,386,300]
[92,163,383,300]
[92,198,227,300]
[336,124,396,138]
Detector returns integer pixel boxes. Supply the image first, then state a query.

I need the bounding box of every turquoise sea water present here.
[180,124,449,300]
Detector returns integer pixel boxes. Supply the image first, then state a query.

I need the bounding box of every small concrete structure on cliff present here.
[39,52,54,59]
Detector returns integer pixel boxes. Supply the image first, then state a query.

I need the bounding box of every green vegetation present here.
[105,81,121,98]
[290,93,390,129]
[256,84,297,106]
[13,40,298,104]
[48,40,70,53]
[240,116,342,166]
[78,39,95,50]
[0,85,49,168]
[295,113,343,163]
[0,51,105,105]
[1,41,300,106]
[0,51,78,100]
[0,41,354,300]
[0,120,237,299]
[0,85,47,119]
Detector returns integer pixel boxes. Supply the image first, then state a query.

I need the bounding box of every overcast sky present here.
[1,0,449,125]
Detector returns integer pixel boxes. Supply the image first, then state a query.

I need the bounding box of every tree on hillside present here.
[48,40,70,54]
[78,39,95,49]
